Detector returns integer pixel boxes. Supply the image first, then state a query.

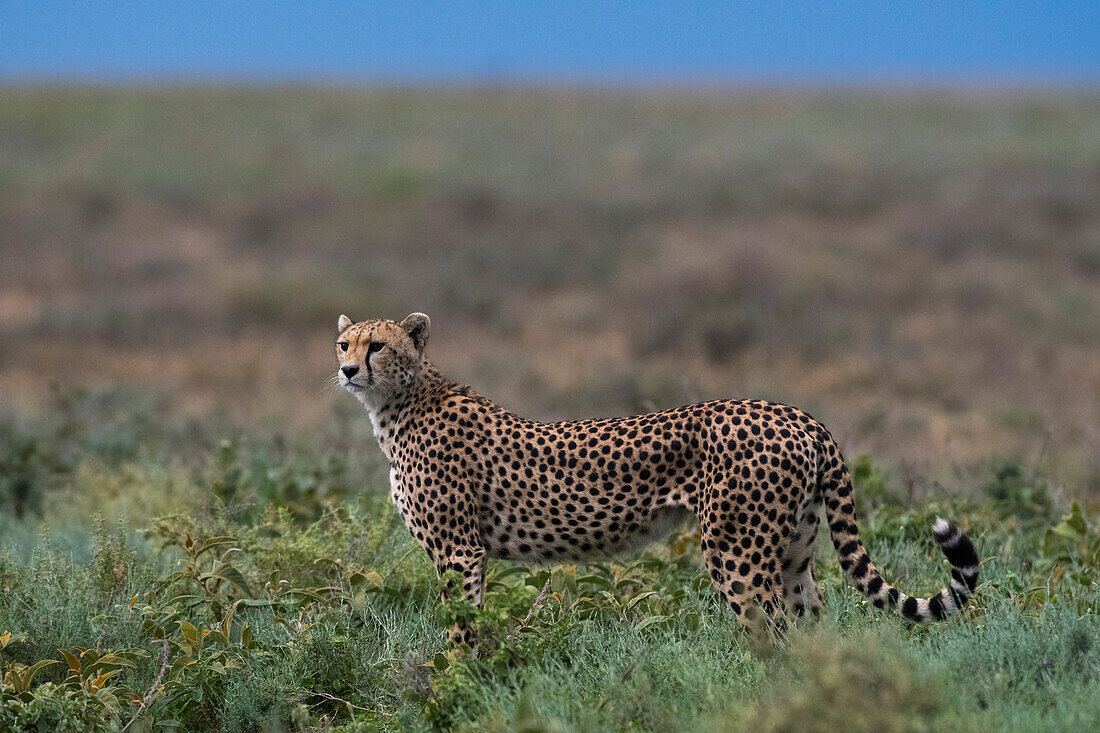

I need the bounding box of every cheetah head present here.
[334,312,430,404]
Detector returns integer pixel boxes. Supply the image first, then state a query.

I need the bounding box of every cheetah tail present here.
[820,445,979,623]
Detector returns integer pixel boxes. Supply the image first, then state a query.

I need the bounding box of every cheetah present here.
[334,313,980,645]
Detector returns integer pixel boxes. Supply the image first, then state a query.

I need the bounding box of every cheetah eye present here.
[367,342,385,353]
[338,341,349,352]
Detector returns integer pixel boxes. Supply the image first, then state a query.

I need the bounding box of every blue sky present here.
[2,1,1098,85]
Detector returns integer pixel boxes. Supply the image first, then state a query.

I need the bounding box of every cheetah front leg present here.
[433,545,487,650]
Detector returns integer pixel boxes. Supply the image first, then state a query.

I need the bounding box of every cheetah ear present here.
[337,314,353,332]
[399,312,430,352]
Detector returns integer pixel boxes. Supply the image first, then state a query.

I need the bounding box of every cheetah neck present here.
[357,362,455,462]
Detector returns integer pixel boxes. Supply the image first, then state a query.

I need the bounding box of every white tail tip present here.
[932,517,950,534]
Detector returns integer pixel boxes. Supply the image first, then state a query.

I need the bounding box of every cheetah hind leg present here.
[781,556,823,618]
[781,510,824,618]
[699,522,787,640]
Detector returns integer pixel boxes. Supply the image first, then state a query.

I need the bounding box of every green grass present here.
[3,86,1100,731]
[2,396,1100,731]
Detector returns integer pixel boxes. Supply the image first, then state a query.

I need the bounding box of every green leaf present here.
[83,654,136,680]
[194,537,239,558]
[16,659,60,692]
[287,587,335,602]
[90,668,124,691]
[178,620,200,652]
[1066,503,1089,534]
[350,570,385,588]
[61,649,82,674]
[205,630,230,647]
[576,575,612,589]
[626,591,659,611]
[168,655,197,681]
[488,565,528,582]
[634,615,671,633]
[0,631,24,649]
[164,593,204,607]
[199,563,252,597]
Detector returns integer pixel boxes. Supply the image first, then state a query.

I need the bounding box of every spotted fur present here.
[335,313,980,643]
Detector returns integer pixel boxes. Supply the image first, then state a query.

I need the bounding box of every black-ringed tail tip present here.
[848,516,980,624]
[825,463,980,625]
[930,516,981,615]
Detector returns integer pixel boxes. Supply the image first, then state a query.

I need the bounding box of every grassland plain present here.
[1,88,1099,490]
[1,87,1100,730]
[1,395,1100,731]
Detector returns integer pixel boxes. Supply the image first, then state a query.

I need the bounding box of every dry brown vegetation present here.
[2,86,1099,493]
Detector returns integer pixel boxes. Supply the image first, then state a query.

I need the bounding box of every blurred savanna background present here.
[4,87,1100,491]
[2,4,1100,731]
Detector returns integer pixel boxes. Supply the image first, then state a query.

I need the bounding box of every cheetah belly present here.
[598,505,695,556]
[481,503,694,563]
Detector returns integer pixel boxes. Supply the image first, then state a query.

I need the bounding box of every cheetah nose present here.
[341,365,359,378]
